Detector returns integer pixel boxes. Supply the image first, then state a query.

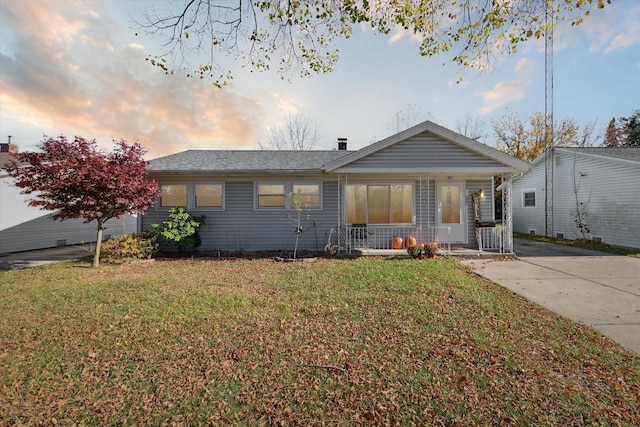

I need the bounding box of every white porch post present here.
[502,174,513,253]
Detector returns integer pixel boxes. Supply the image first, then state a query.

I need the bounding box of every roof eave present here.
[149,169,326,176]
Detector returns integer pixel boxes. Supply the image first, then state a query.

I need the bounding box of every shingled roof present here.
[148,150,353,174]
[559,147,640,164]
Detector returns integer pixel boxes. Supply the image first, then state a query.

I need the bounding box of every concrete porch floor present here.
[356,248,514,259]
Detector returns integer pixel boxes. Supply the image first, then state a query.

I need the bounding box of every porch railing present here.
[476,226,502,252]
[345,225,451,252]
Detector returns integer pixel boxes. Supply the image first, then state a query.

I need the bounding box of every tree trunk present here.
[93,219,104,268]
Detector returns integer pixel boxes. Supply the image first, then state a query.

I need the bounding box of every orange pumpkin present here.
[392,236,403,249]
[405,236,417,248]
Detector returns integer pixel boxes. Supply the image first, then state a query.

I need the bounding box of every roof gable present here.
[323,121,530,173]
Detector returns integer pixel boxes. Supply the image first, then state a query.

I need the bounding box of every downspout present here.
[419,175,423,232]
[427,174,430,230]
[491,176,495,221]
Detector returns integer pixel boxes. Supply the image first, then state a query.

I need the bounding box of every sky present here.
[1,0,639,160]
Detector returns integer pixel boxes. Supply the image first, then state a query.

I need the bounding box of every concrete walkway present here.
[0,245,91,271]
[461,238,640,354]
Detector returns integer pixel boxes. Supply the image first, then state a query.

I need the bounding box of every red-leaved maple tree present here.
[5,135,160,267]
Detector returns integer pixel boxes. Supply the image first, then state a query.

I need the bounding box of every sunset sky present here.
[1,0,639,159]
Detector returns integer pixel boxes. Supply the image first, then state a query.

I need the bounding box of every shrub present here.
[152,208,205,252]
[100,232,158,263]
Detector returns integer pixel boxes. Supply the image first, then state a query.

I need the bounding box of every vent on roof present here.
[337,138,347,151]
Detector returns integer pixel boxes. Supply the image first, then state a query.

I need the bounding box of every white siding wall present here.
[0,214,137,254]
[513,150,640,248]
[552,151,640,248]
[1,175,137,254]
[512,162,547,236]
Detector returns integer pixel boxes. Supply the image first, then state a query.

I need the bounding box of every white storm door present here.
[436,181,467,243]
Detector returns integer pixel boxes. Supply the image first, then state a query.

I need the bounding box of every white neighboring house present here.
[511,147,640,249]
[0,143,136,254]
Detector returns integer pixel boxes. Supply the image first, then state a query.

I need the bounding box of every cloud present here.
[475,58,533,114]
[604,26,640,54]
[513,57,534,75]
[0,1,267,158]
[476,81,528,114]
[388,26,423,45]
[550,3,640,54]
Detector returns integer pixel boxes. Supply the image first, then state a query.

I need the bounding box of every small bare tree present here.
[259,113,322,150]
[571,151,592,240]
[568,121,599,240]
[454,113,488,142]
[385,104,430,135]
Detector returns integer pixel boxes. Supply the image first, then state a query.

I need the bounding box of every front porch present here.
[340,224,513,255]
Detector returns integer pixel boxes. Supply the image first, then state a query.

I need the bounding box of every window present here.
[440,184,461,224]
[346,183,413,224]
[292,184,320,208]
[256,182,322,209]
[160,184,187,207]
[257,183,286,208]
[195,183,223,208]
[158,182,224,210]
[523,190,536,208]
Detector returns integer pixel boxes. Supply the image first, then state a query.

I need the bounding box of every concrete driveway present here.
[462,238,640,354]
[0,245,91,271]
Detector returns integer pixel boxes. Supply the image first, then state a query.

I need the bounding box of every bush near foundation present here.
[100,232,158,263]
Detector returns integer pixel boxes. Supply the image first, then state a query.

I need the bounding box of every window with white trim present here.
[346,183,414,224]
[195,183,223,208]
[257,183,286,208]
[292,183,320,208]
[255,182,322,209]
[522,190,536,208]
[160,184,187,208]
[158,182,225,210]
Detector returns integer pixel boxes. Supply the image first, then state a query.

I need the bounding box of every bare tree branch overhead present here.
[135,0,609,86]
[259,113,322,150]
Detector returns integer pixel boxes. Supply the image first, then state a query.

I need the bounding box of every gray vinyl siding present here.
[344,134,506,169]
[466,180,495,244]
[512,150,640,248]
[142,176,497,251]
[0,214,137,254]
[142,179,341,253]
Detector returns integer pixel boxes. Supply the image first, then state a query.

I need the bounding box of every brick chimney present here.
[337,137,347,151]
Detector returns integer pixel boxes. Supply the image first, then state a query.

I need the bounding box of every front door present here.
[436,181,467,243]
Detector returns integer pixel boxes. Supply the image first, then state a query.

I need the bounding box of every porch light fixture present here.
[479,189,485,199]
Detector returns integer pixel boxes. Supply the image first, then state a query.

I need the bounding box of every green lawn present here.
[1,257,639,425]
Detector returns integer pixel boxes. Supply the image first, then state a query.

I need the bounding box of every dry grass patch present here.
[1,257,639,425]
